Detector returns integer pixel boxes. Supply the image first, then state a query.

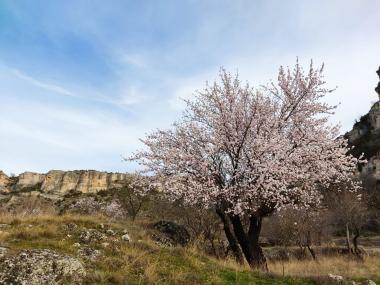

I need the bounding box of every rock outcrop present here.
[0,170,131,195]
[0,171,12,193]
[345,66,380,181]
[0,249,86,285]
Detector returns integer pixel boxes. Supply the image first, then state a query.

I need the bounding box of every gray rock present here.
[0,249,85,285]
[79,230,91,243]
[362,280,377,285]
[151,233,174,247]
[327,273,344,284]
[77,246,101,260]
[62,222,78,232]
[121,234,131,242]
[106,229,115,236]
[0,247,8,258]
[79,229,105,243]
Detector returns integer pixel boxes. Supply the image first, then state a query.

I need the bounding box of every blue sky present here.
[0,0,379,175]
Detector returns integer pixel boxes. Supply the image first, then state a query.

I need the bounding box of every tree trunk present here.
[307,245,317,260]
[345,223,352,255]
[216,208,244,264]
[248,216,268,270]
[352,230,360,256]
[229,215,255,265]
[229,214,268,270]
[306,230,317,260]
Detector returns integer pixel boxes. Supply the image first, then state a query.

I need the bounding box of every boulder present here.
[62,222,78,232]
[152,221,190,246]
[327,273,344,284]
[0,249,85,285]
[79,229,105,243]
[106,229,115,236]
[77,246,101,260]
[121,234,131,242]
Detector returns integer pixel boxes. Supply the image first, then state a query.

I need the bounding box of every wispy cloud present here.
[11,69,75,97]
[0,0,379,174]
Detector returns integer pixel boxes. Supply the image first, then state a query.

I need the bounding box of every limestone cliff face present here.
[17,172,45,190]
[0,170,131,194]
[0,171,12,193]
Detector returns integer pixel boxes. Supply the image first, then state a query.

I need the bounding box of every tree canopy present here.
[133,62,359,215]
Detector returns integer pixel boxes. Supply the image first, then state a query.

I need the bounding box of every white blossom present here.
[131,62,362,216]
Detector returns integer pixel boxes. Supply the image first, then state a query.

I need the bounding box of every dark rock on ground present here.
[79,229,105,243]
[151,233,175,247]
[77,246,101,260]
[152,221,190,246]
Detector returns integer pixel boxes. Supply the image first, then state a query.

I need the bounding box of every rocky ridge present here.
[0,170,131,195]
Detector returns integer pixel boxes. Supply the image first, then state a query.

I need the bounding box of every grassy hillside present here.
[0,214,316,285]
[0,214,378,285]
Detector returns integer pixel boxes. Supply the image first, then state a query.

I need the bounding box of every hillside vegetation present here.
[0,213,378,284]
[0,214,321,285]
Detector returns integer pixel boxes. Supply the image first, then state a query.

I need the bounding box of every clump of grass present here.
[10,227,56,240]
[10,218,21,226]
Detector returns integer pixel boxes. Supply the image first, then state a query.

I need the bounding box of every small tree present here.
[116,174,152,221]
[131,62,360,269]
[326,189,370,256]
[263,208,326,260]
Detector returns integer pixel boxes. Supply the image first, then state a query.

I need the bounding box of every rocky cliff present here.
[0,170,131,195]
[345,66,380,181]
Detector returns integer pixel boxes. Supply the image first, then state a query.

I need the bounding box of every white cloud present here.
[11,69,75,97]
[0,100,144,175]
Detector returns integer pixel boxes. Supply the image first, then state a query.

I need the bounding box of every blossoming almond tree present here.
[131,62,360,269]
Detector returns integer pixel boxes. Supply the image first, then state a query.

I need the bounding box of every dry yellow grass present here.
[269,256,380,280]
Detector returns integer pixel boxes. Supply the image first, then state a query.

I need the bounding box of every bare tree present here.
[326,190,370,257]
